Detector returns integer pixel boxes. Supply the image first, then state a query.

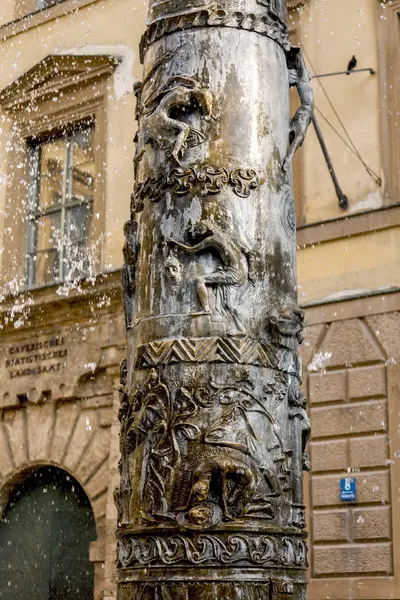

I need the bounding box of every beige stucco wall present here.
[0,0,15,26]
[298,226,400,304]
[297,0,382,223]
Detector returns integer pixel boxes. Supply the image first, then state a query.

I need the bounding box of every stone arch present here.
[0,464,97,599]
[0,399,111,528]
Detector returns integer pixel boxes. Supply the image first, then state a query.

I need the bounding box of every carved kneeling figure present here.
[186,449,274,526]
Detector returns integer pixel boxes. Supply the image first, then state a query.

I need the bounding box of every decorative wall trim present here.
[1,0,100,41]
[376,0,400,204]
[296,203,400,248]
[0,54,119,113]
[302,289,400,326]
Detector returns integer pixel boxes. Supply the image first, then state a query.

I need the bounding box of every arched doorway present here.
[0,466,96,599]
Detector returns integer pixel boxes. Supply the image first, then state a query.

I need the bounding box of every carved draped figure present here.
[117,0,313,598]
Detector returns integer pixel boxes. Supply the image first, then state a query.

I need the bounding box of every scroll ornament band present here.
[140,6,290,62]
[131,165,261,214]
[117,532,308,569]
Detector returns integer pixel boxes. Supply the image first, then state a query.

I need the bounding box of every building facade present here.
[0,0,398,598]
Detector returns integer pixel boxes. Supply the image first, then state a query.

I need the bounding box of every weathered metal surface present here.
[116,0,313,597]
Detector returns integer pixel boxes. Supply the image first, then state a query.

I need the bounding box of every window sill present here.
[1,0,101,41]
[23,268,121,294]
[0,269,122,330]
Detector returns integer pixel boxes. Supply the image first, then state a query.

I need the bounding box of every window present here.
[14,0,64,19]
[36,0,63,9]
[27,123,95,288]
[0,54,117,293]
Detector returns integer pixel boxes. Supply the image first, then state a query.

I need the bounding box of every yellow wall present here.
[296,0,382,223]
[298,227,400,304]
[0,0,15,26]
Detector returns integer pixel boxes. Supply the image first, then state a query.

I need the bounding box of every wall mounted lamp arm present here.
[311,67,376,79]
[283,47,314,172]
[312,113,349,210]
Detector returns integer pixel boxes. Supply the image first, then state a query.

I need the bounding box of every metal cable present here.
[303,47,382,186]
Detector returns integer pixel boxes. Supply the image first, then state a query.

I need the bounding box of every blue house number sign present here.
[340,477,356,502]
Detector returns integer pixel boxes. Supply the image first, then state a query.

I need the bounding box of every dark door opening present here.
[0,466,96,599]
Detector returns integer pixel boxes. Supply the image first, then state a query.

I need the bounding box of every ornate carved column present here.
[116,0,313,597]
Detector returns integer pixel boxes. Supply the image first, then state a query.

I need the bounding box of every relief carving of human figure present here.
[141,76,214,166]
[122,219,139,329]
[268,304,304,377]
[167,220,255,333]
[283,47,314,172]
[114,360,132,526]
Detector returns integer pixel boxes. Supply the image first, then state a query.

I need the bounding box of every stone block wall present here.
[303,310,400,598]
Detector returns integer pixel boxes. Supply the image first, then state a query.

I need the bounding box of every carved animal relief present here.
[116,367,297,529]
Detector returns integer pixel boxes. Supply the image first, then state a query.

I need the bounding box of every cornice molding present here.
[296,203,400,247]
[0,270,123,332]
[0,54,119,112]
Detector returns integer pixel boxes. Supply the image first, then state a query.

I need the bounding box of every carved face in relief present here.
[288,378,306,408]
[165,254,183,288]
[270,305,304,342]
[188,504,214,526]
[191,479,209,503]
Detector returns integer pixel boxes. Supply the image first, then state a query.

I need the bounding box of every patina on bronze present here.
[116,0,313,597]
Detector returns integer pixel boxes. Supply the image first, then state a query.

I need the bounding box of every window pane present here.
[28,147,40,213]
[38,138,66,209]
[65,205,91,244]
[33,213,61,286]
[36,0,63,9]
[63,205,92,279]
[70,127,95,204]
[36,212,61,252]
[34,249,59,286]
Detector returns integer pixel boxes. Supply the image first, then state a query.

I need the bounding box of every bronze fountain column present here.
[116,1,313,597]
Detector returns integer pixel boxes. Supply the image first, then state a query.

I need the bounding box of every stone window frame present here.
[0,54,118,292]
[377,0,400,204]
[25,121,97,289]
